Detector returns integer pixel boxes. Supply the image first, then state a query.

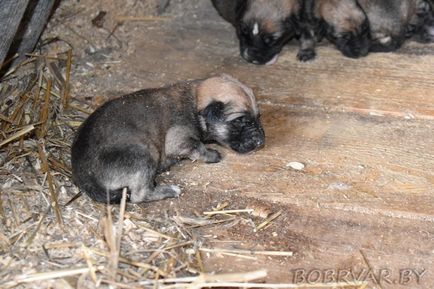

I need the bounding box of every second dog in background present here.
[306,0,371,58]
[211,0,317,64]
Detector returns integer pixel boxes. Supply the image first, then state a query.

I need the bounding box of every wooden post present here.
[10,0,56,67]
[0,0,30,68]
[0,0,56,71]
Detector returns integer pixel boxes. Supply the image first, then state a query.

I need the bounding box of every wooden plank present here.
[172,106,434,216]
[10,0,56,66]
[0,0,30,68]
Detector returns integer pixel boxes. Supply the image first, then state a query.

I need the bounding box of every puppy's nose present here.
[255,137,265,148]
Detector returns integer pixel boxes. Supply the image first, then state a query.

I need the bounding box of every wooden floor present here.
[116,1,434,288]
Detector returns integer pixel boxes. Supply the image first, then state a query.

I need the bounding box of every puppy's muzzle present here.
[230,122,265,154]
[241,47,279,65]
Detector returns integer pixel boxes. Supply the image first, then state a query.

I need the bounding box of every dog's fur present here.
[357,0,434,51]
[71,75,264,204]
[307,0,434,57]
[306,0,371,58]
[211,0,317,63]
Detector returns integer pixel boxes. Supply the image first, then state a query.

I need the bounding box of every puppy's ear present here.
[201,101,225,123]
[211,0,247,24]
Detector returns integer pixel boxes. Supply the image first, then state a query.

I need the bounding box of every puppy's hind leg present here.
[98,144,180,203]
[130,183,181,203]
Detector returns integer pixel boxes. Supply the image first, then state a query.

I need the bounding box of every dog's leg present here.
[297,28,316,61]
[158,156,178,173]
[130,183,181,203]
[188,139,222,163]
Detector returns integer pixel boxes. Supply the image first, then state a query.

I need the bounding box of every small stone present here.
[185,248,196,255]
[286,161,305,170]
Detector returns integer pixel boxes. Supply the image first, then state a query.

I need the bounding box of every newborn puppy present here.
[306,0,371,58]
[71,75,264,204]
[357,0,434,51]
[211,0,317,63]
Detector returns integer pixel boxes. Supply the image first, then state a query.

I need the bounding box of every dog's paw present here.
[169,185,182,197]
[204,149,222,163]
[297,49,316,62]
[155,185,181,199]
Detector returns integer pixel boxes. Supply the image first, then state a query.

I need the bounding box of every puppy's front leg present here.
[189,140,222,163]
[165,126,221,164]
[297,28,316,61]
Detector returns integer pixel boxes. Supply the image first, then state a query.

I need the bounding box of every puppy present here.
[71,75,265,204]
[357,0,434,51]
[306,0,371,58]
[211,0,317,63]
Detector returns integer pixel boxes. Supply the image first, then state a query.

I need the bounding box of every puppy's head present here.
[196,74,264,154]
[236,0,301,65]
[315,0,370,58]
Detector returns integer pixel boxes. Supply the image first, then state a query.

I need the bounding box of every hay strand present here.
[37,141,63,225]
[255,210,282,231]
[62,49,72,109]
[0,125,35,148]
[200,247,293,257]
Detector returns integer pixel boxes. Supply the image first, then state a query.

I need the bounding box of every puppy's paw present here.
[153,185,181,200]
[204,149,222,163]
[169,185,182,197]
[297,49,316,62]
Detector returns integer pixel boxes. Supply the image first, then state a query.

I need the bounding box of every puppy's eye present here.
[263,35,274,45]
[240,24,249,35]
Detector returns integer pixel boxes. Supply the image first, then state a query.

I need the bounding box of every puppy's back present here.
[71,84,196,203]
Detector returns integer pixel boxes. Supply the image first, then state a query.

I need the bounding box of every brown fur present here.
[357,0,434,50]
[308,0,371,58]
[196,74,258,118]
[314,0,366,33]
[71,75,264,204]
[243,0,300,25]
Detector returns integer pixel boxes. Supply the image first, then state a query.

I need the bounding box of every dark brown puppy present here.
[71,75,264,204]
[211,0,317,63]
[357,0,434,51]
[306,0,371,58]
